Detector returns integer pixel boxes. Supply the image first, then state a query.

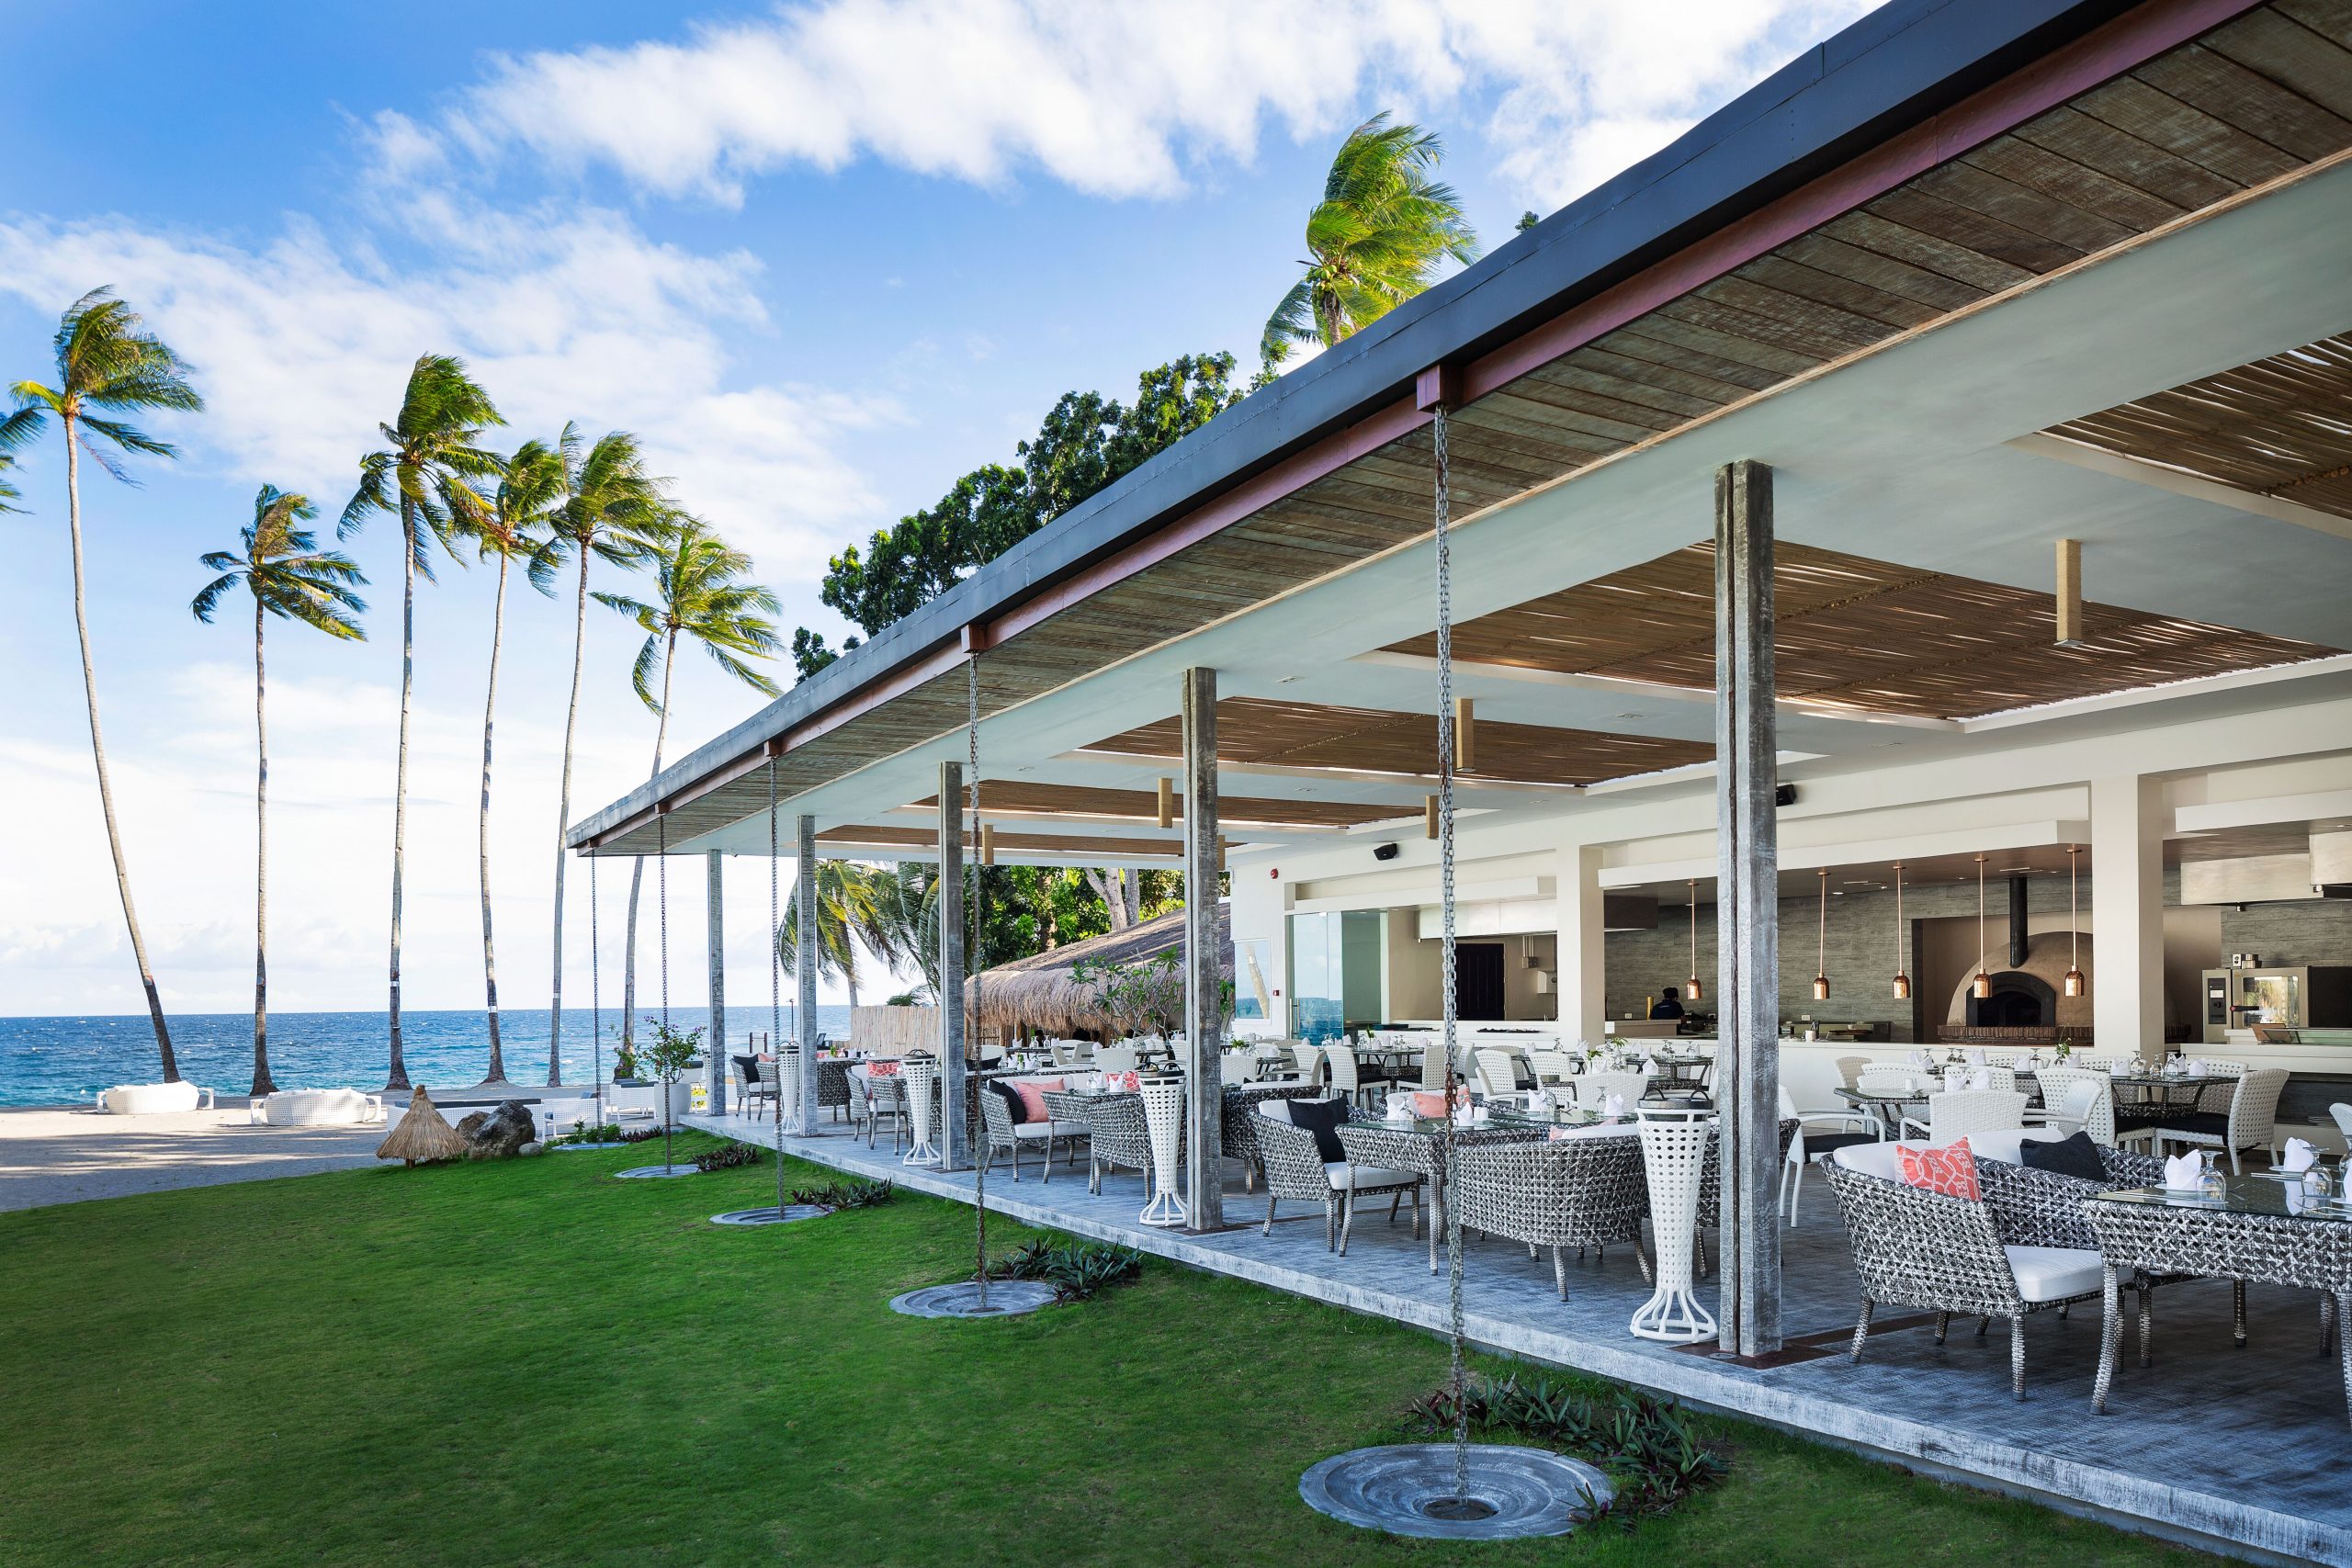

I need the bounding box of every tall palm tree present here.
[6,289,204,1080]
[775,860,886,1010]
[462,440,562,1084]
[1261,113,1480,367]
[341,355,504,1091]
[540,425,665,1085]
[0,449,22,512]
[192,487,368,1094]
[595,517,782,1050]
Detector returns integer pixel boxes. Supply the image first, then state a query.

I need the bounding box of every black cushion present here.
[1804,1130,1878,1155]
[2019,1130,2108,1180]
[1287,1096,1352,1162]
[987,1079,1030,1124]
[2155,1111,2230,1139]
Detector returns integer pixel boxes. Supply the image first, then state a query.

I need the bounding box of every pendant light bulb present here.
[2063,844,2086,998]
[1812,868,1831,1000]
[1972,853,1992,999]
[1684,879,1703,1003]
[1891,861,1911,999]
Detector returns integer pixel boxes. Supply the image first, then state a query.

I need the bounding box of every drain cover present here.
[613,1165,699,1179]
[710,1205,829,1226]
[888,1280,1058,1319]
[1298,1444,1612,1540]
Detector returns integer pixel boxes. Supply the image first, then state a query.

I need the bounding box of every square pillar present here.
[707,851,726,1117]
[1713,457,1781,1359]
[1556,842,1606,1044]
[2090,775,2165,1064]
[1182,668,1224,1230]
[937,761,969,1168]
[797,815,820,1134]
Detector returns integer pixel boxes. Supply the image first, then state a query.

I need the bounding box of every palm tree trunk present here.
[252,593,274,1095]
[386,493,415,1091]
[548,550,591,1084]
[62,420,177,1080]
[477,553,509,1084]
[620,635,676,1053]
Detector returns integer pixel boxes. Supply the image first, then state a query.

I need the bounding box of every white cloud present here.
[424,0,1875,209]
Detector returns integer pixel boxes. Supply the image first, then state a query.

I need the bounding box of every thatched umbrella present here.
[965,903,1233,1041]
[377,1087,467,1167]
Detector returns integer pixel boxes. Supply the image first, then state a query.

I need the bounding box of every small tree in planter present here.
[1071,952,1234,1058]
[639,1017,703,1172]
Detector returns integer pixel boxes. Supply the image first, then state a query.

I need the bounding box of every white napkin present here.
[1601,1090,1626,1119]
[2187,1059,2207,1078]
[2109,1062,2129,1077]
[2282,1137,2317,1173]
[1965,1048,1986,1066]
[1638,1056,1657,1075]
[1909,1049,1932,1068]
[2163,1152,2205,1191]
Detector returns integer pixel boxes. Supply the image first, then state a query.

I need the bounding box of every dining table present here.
[2086,1175,2352,1424]
[1334,1103,1603,1272]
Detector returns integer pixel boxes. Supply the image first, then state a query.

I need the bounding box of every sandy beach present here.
[0,1100,386,1213]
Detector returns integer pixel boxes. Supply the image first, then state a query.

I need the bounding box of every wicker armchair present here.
[2149,1066,2289,1172]
[844,1068,907,1153]
[1222,1082,1324,1191]
[977,1083,1089,1183]
[814,1057,854,1122]
[1082,1095,1154,1195]
[1822,1141,2117,1399]
[1253,1101,1421,1254]
[1450,1130,1649,1300]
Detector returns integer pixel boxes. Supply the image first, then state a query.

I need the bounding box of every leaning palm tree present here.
[461,439,562,1084]
[1261,113,1480,366]
[540,425,665,1085]
[6,289,204,1080]
[776,860,885,1010]
[595,517,783,1050]
[341,355,504,1091]
[192,487,368,1094]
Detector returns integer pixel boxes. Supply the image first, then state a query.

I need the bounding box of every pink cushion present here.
[866,1060,900,1078]
[1898,1136,1982,1201]
[1100,1070,1141,1092]
[1012,1078,1065,1122]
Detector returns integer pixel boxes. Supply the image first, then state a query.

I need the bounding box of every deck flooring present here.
[686,1108,2346,1565]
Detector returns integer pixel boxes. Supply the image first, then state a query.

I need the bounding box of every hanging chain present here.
[657,809,670,1029]
[968,658,988,1304]
[590,852,601,1119]
[1432,401,1471,1505]
[771,754,786,1201]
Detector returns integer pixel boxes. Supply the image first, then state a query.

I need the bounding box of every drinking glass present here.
[2198,1150,2227,1204]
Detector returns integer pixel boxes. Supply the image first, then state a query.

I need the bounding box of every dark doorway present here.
[1967,971,2056,1028]
[1454,943,1505,1020]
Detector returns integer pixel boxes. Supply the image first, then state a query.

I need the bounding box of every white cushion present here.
[1832,1141,1905,1180]
[1968,1128,2065,1167]
[1257,1100,1295,1125]
[1548,1120,1639,1142]
[1326,1161,1417,1190]
[2005,1245,2103,1303]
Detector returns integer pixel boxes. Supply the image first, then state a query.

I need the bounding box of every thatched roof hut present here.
[966,902,1233,1039]
[377,1086,468,1166]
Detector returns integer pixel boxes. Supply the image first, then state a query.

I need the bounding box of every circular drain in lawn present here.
[1299,1444,1612,1540]
[613,1165,700,1179]
[888,1280,1057,1318]
[710,1205,830,1226]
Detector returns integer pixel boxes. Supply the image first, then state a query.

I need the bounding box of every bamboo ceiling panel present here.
[596,4,2352,852]
[1384,540,2340,719]
[907,782,1401,829]
[2044,332,2352,517]
[1088,698,1713,785]
[819,825,1182,860]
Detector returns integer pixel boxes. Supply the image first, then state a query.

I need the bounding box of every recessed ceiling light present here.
[1998,865,2034,874]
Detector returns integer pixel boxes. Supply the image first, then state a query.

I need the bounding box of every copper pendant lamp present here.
[2063,845,2086,998]
[1972,853,1993,999]
[1812,868,1831,1001]
[1685,879,1703,1003]
[1891,862,1911,999]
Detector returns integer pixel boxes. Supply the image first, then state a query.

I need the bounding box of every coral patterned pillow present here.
[1011,1077,1065,1122]
[1897,1136,1981,1201]
[865,1059,901,1078]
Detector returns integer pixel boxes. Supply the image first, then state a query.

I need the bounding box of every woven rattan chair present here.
[1451,1129,1649,1300]
[733,1054,772,1118]
[1898,1089,2026,1143]
[2028,1069,2116,1145]
[2192,1059,2250,1115]
[814,1056,854,1122]
[1528,1049,1579,1086]
[1573,1071,1645,1113]
[1471,1047,1519,1099]
[1082,1094,1153,1194]
[1823,1140,2116,1400]
[978,1082,1088,1183]
[1833,1055,1871,1091]
[1221,1082,1323,1190]
[1253,1100,1420,1253]
[1776,1089,1871,1224]
[845,1067,908,1153]
[2149,1066,2288,1172]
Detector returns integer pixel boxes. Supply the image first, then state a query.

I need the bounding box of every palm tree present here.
[595,517,782,1050]
[6,289,204,1080]
[0,449,22,512]
[1261,113,1480,367]
[462,440,562,1084]
[775,860,886,1010]
[540,425,664,1085]
[341,355,503,1091]
[192,488,368,1094]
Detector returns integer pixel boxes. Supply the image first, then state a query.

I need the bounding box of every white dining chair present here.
[1573,1071,1646,1113]
[1778,1084,1876,1224]
[1471,1047,1519,1098]
[1899,1089,2027,1144]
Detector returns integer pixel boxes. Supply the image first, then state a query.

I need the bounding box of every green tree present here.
[775,860,888,1010]
[539,425,667,1085]
[595,517,782,1047]
[6,289,205,1080]
[341,354,505,1090]
[462,439,563,1084]
[794,353,1242,678]
[0,449,21,512]
[1261,113,1480,366]
[1516,209,1539,233]
[191,487,368,1094]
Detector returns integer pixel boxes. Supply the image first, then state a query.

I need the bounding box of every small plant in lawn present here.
[982,1238,1144,1303]
[638,1017,702,1172]
[549,1122,626,1146]
[786,1178,894,1210]
[1399,1371,1729,1525]
[693,1141,763,1172]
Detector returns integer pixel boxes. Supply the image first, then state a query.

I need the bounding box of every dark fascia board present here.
[570,0,2140,851]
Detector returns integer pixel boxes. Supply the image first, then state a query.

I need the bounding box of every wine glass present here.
[2197,1149,2227,1204]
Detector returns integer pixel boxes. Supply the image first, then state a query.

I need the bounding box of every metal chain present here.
[1433,401,1470,1505]
[771,754,786,1205]
[657,809,670,1028]
[590,852,601,1122]
[968,658,988,1306]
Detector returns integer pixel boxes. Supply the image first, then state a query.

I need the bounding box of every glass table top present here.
[2096,1177,2352,1223]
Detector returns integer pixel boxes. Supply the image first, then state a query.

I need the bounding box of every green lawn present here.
[0,1134,2214,1567]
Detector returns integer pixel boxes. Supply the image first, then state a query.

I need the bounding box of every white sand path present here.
[0,1100,386,1213]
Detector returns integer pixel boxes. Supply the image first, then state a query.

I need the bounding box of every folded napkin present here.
[2282,1137,2317,1173]
[1965,1048,1986,1066]
[2186,1059,2207,1078]
[1909,1049,1933,1068]
[1600,1090,1626,1119]
[2163,1151,2206,1191]
[2109,1062,2129,1077]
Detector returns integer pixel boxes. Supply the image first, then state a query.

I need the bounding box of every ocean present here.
[0,1005,857,1108]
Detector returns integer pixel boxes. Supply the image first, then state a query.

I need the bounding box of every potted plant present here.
[639,1017,704,1173]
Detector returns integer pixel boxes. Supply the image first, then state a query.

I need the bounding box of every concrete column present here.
[2090,774,2165,1064]
[796,815,820,1134]
[1556,843,1606,1044]
[1713,457,1781,1359]
[938,761,969,1168]
[1181,667,1224,1231]
[707,851,726,1117]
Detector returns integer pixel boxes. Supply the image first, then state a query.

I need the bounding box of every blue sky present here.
[0,0,1868,1018]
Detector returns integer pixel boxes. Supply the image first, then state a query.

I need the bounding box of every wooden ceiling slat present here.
[2136,41,2352,160]
[2278,0,2352,50]
[1518,356,1731,422]
[2208,6,2352,117]
[1726,253,1944,330]
[906,781,1400,829]
[2010,104,2247,208]
[1909,157,2144,252]
[1956,134,2189,231]
[1813,209,2041,293]
[2075,73,2308,185]
[1862,186,2089,275]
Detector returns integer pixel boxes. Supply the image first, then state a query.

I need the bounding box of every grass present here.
[0,1133,2219,1567]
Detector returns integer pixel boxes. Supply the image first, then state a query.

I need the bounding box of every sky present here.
[0,0,1872,1019]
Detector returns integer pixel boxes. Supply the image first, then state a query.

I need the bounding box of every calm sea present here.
[0,1005,856,1109]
